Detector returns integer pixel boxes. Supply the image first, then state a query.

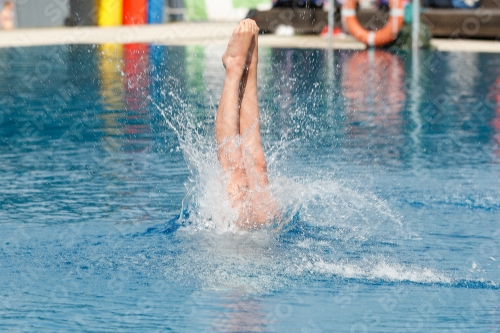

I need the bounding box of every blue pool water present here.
[0,44,499,332]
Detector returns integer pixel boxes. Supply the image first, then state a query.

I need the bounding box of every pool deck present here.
[0,22,499,52]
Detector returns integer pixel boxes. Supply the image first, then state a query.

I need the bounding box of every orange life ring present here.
[342,0,404,47]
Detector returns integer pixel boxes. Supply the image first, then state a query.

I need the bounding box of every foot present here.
[248,24,259,71]
[222,19,259,76]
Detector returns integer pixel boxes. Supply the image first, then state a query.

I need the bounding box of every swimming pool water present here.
[0,44,499,332]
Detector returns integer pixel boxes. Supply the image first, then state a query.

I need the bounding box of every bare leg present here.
[215,20,257,206]
[238,28,277,224]
[216,20,275,227]
[239,31,268,190]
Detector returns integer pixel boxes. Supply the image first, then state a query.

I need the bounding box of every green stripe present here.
[185,46,207,118]
[184,0,208,20]
[233,0,271,8]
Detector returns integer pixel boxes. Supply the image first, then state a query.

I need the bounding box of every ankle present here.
[224,68,243,85]
[225,63,247,81]
[224,55,247,74]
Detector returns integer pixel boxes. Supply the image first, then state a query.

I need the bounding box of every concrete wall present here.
[8,0,70,28]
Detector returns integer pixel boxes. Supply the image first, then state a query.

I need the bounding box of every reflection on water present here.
[123,44,151,153]
[149,45,165,112]
[492,77,500,158]
[266,49,327,136]
[98,43,152,153]
[342,50,406,163]
[98,43,128,206]
[212,294,266,333]
[99,43,125,140]
[96,44,158,222]
[270,49,296,130]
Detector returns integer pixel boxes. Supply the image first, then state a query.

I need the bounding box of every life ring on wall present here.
[341,0,404,47]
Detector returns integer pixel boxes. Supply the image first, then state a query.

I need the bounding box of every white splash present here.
[155,81,437,293]
[301,259,451,284]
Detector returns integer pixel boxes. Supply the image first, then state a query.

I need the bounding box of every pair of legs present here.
[215,19,274,227]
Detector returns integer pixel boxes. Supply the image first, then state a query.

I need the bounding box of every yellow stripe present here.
[98,0,123,26]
